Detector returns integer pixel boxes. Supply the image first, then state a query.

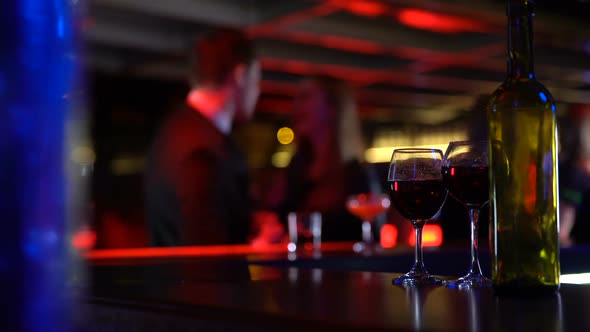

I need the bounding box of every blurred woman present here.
[275,76,379,241]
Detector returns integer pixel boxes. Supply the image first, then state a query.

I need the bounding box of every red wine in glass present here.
[387,148,447,286]
[442,140,492,289]
[389,180,446,224]
[441,166,489,207]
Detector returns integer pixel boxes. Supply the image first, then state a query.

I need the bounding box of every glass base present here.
[393,272,446,286]
[447,273,492,289]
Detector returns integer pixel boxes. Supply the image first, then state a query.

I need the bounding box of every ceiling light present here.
[397,9,482,34]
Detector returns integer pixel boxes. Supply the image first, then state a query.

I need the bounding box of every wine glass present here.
[388,148,447,286]
[346,193,390,253]
[442,141,492,289]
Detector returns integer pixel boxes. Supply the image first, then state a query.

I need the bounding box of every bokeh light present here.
[277,127,295,145]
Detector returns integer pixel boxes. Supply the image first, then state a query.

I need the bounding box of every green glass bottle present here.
[488,0,560,294]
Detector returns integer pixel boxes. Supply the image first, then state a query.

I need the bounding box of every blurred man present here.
[145,28,261,246]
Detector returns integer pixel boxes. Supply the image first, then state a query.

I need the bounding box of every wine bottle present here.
[488,0,560,294]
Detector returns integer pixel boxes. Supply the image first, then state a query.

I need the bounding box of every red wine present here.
[442,166,489,207]
[389,180,445,222]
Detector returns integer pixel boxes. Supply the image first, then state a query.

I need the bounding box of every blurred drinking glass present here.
[287,212,322,254]
[346,193,390,254]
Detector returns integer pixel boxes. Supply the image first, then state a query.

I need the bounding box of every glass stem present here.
[468,208,484,276]
[411,223,427,274]
[362,220,373,244]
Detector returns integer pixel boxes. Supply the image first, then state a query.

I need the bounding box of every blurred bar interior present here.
[83,0,590,249]
[4,0,590,331]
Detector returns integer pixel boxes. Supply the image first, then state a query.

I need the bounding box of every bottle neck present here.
[507,12,535,80]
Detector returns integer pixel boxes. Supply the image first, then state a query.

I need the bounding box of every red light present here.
[282,60,313,73]
[316,34,383,53]
[71,228,97,251]
[345,1,386,17]
[408,224,443,247]
[450,167,455,176]
[84,242,357,260]
[397,9,482,34]
[394,181,398,191]
[380,224,398,248]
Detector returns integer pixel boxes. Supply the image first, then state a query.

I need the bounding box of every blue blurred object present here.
[0,0,77,331]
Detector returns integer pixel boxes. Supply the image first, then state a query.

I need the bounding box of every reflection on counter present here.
[561,273,590,284]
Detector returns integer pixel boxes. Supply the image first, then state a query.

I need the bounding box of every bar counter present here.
[80,244,590,331]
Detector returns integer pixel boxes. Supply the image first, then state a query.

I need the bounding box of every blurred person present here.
[559,103,590,247]
[144,28,261,246]
[256,76,380,243]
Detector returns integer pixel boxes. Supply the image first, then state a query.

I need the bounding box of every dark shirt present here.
[144,106,250,246]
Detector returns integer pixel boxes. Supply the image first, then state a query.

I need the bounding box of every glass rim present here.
[392,148,443,154]
[447,140,488,146]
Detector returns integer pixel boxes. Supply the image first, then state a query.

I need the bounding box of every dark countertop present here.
[80,244,590,332]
